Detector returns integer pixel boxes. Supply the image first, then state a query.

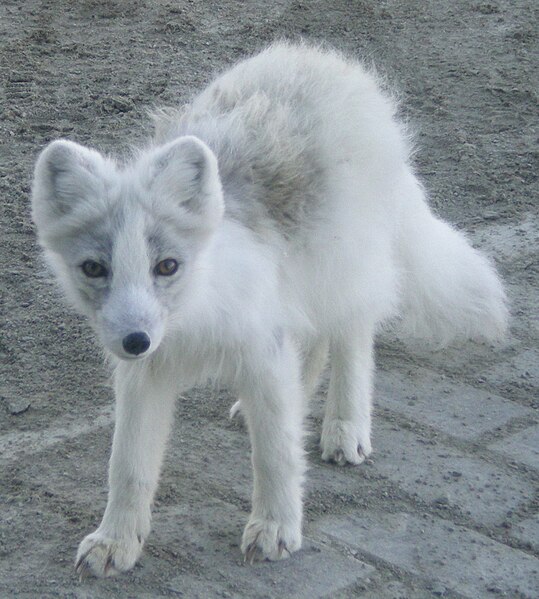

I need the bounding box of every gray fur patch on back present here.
[151,69,327,239]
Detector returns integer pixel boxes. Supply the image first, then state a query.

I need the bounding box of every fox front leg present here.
[76,360,176,578]
[238,335,306,562]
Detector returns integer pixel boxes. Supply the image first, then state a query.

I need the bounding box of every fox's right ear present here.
[31,140,107,231]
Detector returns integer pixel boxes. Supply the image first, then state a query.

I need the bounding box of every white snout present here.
[98,286,165,360]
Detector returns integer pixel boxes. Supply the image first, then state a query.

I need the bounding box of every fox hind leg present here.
[230,335,328,420]
[321,320,375,466]
[301,336,329,401]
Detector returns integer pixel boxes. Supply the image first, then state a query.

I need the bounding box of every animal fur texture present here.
[31,43,508,577]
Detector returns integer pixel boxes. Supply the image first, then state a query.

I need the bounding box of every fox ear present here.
[149,136,224,230]
[32,140,106,231]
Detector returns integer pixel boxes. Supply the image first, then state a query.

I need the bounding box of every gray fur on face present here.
[47,198,203,319]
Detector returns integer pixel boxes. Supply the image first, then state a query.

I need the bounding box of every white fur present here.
[31,43,508,578]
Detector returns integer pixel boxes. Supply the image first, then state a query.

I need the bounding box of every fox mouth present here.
[110,346,156,362]
[117,352,151,361]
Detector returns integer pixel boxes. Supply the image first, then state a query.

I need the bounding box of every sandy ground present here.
[0,1,537,598]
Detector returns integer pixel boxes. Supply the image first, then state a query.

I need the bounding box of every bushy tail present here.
[397,175,509,347]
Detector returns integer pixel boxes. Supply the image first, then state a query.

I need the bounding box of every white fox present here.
[32,43,508,578]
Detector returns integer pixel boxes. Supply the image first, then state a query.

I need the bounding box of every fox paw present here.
[241,516,301,563]
[75,531,143,579]
[321,419,372,466]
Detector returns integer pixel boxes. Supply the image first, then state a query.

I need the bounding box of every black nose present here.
[122,332,151,356]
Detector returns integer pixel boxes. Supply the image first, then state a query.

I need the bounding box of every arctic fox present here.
[32,43,508,578]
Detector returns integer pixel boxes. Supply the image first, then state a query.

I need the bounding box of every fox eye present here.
[81,260,108,278]
[155,258,179,276]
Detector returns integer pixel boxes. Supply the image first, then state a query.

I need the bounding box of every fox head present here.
[32,136,224,360]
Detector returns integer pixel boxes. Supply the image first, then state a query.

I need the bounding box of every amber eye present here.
[155,258,179,276]
[81,260,108,278]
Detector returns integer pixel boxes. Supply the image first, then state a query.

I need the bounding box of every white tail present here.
[397,174,509,347]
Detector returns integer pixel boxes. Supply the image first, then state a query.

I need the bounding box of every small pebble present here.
[4,397,31,415]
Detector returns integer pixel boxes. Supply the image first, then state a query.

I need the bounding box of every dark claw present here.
[357,444,367,462]
[244,532,261,564]
[278,539,290,558]
[75,556,84,573]
[333,449,346,466]
[245,543,257,565]
[75,547,92,574]
[104,552,114,576]
[76,557,92,582]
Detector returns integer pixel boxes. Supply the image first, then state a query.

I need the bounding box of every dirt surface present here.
[0,1,538,598]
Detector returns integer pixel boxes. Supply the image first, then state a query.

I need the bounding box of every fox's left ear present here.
[148,136,224,231]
